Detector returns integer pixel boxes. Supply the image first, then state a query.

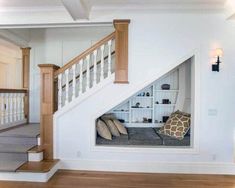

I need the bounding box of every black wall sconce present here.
[212,48,223,72]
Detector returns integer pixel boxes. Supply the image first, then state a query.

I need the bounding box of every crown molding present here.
[0,22,113,29]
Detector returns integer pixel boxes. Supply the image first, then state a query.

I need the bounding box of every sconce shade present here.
[214,48,223,57]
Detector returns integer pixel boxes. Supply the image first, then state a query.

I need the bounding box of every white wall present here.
[53,13,235,173]
[29,26,114,122]
[0,38,22,88]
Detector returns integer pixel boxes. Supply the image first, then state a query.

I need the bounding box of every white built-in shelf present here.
[108,68,180,128]
[112,111,129,113]
[155,90,179,92]
[131,108,153,110]
[134,96,153,99]
[155,104,176,107]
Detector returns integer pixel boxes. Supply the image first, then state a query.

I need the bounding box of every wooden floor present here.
[0,170,235,188]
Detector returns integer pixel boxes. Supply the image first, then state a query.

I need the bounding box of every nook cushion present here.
[102,118,120,137]
[158,113,190,140]
[112,119,128,135]
[101,113,116,119]
[96,120,112,140]
[172,110,191,117]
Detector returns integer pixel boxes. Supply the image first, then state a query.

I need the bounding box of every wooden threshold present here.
[17,159,59,173]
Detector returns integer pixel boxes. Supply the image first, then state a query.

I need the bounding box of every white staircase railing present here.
[0,89,27,128]
[54,32,116,110]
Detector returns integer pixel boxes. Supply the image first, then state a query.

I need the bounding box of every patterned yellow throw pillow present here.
[158,113,190,140]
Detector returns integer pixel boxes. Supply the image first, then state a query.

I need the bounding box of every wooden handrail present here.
[0,89,28,93]
[54,31,115,77]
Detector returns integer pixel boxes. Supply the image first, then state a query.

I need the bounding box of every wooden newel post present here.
[21,47,31,122]
[38,64,60,160]
[113,19,130,84]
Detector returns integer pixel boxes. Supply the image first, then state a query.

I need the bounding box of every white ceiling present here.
[0,0,62,7]
[0,0,233,22]
[0,0,227,9]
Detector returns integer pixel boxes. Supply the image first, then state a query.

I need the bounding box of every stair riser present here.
[0,153,28,162]
[28,152,43,162]
[0,137,37,145]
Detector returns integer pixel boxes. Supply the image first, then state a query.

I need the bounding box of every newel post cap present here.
[38,64,60,70]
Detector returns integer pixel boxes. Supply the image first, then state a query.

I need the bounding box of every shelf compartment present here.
[134,96,153,98]
[155,90,179,92]
[131,108,153,110]
[112,111,130,113]
[155,104,176,107]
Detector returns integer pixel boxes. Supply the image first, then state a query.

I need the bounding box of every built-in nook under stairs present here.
[0,124,59,181]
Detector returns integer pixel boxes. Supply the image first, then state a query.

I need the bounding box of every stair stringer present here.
[53,48,199,160]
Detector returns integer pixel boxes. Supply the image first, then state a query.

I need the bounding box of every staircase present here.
[0,19,130,182]
[0,123,39,171]
[38,19,130,160]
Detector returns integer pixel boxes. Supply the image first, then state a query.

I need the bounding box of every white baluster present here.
[79,60,83,95]
[58,74,62,109]
[3,94,6,124]
[100,45,104,81]
[107,40,112,77]
[17,93,21,121]
[93,50,97,86]
[72,64,76,100]
[86,55,90,91]
[0,94,4,125]
[5,93,9,124]
[65,69,69,105]
[14,93,17,122]
[9,93,13,123]
[21,93,24,120]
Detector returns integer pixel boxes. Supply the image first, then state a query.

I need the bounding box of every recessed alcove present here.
[96,58,194,147]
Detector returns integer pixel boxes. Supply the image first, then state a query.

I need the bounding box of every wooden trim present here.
[54,32,115,77]
[0,88,27,93]
[38,64,60,160]
[113,81,129,84]
[113,19,130,84]
[21,47,31,122]
[17,159,59,173]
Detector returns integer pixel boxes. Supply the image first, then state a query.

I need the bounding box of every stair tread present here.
[0,143,35,153]
[0,160,25,172]
[28,145,44,153]
[17,159,59,173]
[0,123,40,138]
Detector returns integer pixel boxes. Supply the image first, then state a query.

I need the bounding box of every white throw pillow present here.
[102,118,120,137]
[113,119,128,135]
[96,119,112,140]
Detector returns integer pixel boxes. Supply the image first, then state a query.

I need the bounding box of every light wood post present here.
[113,19,130,84]
[21,47,31,122]
[38,64,60,160]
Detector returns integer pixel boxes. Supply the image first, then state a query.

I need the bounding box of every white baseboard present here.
[60,159,235,175]
[0,161,60,182]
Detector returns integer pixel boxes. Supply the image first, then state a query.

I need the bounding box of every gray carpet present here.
[0,123,40,172]
[0,123,40,138]
[0,160,25,172]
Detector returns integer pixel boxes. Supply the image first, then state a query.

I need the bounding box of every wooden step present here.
[28,145,44,153]
[17,159,59,173]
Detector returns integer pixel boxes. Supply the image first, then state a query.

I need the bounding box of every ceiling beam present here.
[225,0,235,20]
[61,0,90,20]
